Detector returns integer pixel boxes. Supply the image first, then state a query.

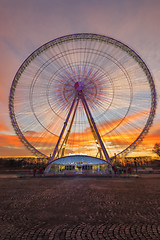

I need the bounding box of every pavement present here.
[0,174,160,239]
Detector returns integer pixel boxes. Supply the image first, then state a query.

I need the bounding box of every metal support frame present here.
[81,94,103,159]
[80,91,111,165]
[57,98,79,158]
[51,95,77,161]
[51,90,112,166]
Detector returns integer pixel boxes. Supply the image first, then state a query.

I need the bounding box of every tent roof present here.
[50,155,107,165]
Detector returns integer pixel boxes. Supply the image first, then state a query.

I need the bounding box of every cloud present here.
[142,120,160,146]
[0,134,22,147]
[0,120,10,132]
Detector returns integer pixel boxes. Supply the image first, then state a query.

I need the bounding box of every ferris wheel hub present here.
[74,81,84,91]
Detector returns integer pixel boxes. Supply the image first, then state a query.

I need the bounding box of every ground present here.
[0,174,160,239]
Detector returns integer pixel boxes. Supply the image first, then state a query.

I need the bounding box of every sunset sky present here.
[0,0,160,158]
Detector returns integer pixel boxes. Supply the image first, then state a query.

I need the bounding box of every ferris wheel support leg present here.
[82,97,104,159]
[80,91,112,166]
[50,95,77,162]
[59,98,80,157]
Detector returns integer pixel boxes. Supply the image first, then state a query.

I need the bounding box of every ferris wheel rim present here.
[9,33,157,158]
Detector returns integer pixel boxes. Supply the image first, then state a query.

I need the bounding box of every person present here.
[39,167,43,176]
[128,166,132,174]
[33,167,37,177]
[112,165,117,174]
[134,158,137,174]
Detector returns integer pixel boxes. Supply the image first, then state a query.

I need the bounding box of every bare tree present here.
[152,143,160,157]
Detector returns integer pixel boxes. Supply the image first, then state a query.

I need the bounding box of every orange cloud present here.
[142,121,160,146]
[100,110,150,135]
[0,108,156,157]
[0,122,10,132]
[0,134,22,147]
[67,110,150,143]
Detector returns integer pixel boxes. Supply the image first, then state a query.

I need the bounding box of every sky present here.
[0,0,160,158]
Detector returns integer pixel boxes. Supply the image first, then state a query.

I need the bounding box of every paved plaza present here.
[0,174,160,239]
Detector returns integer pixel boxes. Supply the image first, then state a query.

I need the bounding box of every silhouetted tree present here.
[152,143,160,157]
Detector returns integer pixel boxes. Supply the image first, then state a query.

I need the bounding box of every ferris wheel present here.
[9,33,156,162]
